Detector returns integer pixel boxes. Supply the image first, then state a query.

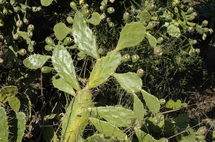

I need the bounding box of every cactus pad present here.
[87,51,121,89]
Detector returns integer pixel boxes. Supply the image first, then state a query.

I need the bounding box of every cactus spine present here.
[61,89,92,142]
[0,107,9,142]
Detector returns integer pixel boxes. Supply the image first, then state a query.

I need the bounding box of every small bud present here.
[108,22,114,27]
[63,37,72,46]
[132,54,140,63]
[13,34,19,40]
[159,99,166,105]
[16,20,23,28]
[136,69,144,77]
[70,2,77,11]
[100,5,106,11]
[44,45,54,51]
[107,7,115,14]
[18,48,27,56]
[45,37,55,46]
[66,16,73,24]
[98,47,106,55]
[41,66,53,73]
[186,7,194,14]
[27,31,33,38]
[157,37,164,44]
[28,46,34,53]
[27,24,35,31]
[123,12,130,23]
[201,20,208,27]
[122,54,130,62]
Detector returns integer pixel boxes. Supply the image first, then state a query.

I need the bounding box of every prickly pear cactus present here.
[61,89,92,142]
[73,11,100,59]
[16,112,26,142]
[0,86,18,103]
[0,107,9,142]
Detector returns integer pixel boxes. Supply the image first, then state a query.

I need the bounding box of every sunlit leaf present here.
[23,54,51,70]
[87,51,121,89]
[141,89,160,113]
[113,72,142,94]
[91,106,136,127]
[89,117,127,140]
[116,22,146,51]
[54,23,72,40]
[52,45,81,90]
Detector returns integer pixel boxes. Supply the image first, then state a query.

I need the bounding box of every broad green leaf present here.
[91,106,136,127]
[87,12,101,25]
[134,128,157,142]
[52,45,81,91]
[7,97,20,112]
[89,117,128,140]
[141,89,160,113]
[167,24,181,38]
[52,75,76,96]
[41,0,54,6]
[73,11,99,59]
[113,72,142,94]
[140,10,152,22]
[23,54,51,70]
[116,22,146,51]
[16,112,26,142]
[133,94,144,121]
[165,99,187,109]
[54,23,72,40]
[146,32,157,48]
[0,86,18,103]
[87,51,121,89]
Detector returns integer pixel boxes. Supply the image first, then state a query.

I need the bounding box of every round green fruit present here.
[70,2,77,11]
[41,66,53,73]
[45,37,55,46]
[107,7,115,14]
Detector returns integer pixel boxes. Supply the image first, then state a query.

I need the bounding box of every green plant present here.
[0,86,26,142]
[22,2,211,140]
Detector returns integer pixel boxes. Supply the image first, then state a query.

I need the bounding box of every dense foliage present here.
[0,0,215,141]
